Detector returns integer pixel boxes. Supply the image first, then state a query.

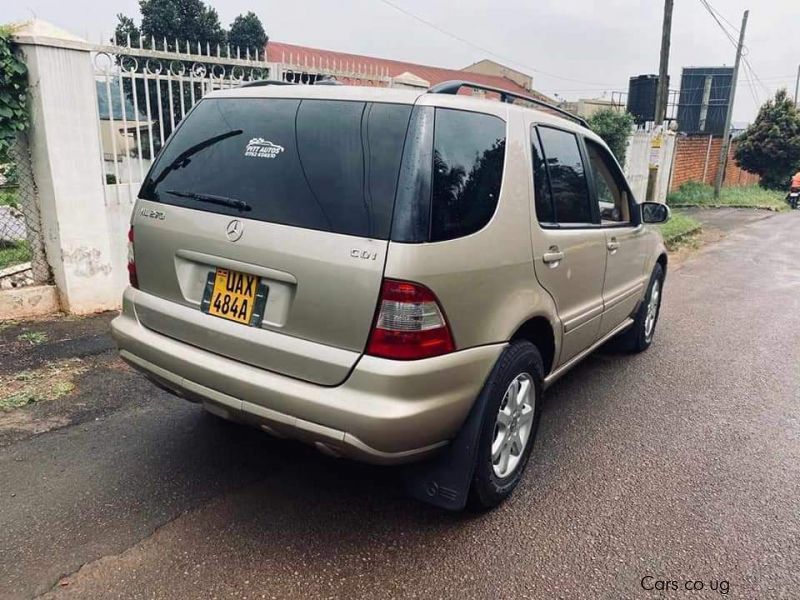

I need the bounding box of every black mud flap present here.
[401,390,490,511]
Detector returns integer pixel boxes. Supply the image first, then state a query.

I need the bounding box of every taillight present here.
[127,226,138,289]
[366,279,455,360]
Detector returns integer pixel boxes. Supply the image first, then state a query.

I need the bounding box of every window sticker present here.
[244,138,285,159]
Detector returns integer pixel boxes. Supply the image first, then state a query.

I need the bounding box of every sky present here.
[6,0,800,123]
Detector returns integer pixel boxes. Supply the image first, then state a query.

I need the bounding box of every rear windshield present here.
[140,98,412,239]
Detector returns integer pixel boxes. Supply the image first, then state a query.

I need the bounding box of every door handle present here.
[543,246,564,266]
[607,238,620,253]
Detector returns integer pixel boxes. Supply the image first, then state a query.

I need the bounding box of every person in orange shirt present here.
[789,170,800,209]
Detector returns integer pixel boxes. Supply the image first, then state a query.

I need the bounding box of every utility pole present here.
[795,64,799,108]
[714,9,749,199]
[647,0,674,202]
[653,0,674,125]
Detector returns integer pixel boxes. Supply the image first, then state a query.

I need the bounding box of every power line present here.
[700,0,741,36]
[696,0,774,111]
[544,74,799,95]
[740,61,761,106]
[373,0,622,87]
[697,0,771,100]
[698,0,739,49]
[743,56,771,97]
[540,75,798,104]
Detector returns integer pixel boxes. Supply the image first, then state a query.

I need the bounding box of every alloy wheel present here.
[644,279,661,341]
[491,373,535,479]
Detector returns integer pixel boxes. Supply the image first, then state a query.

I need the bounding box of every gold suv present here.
[112,80,669,510]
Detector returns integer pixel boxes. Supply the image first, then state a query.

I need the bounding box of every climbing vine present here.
[0,25,28,170]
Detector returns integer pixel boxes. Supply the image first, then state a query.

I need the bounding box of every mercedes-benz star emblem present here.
[226,219,243,242]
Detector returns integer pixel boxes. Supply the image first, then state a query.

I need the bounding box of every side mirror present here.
[641,202,671,224]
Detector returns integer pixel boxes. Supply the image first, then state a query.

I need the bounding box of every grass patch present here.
[0,239,31,269]
[667,181,787,211]
[0,188,18,208]
[0,358,86,412]
[0,188,30,269]
[0,320,17,332]
[17,330,47,345]
[659,210,702,250]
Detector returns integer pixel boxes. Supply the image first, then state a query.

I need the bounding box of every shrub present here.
[734,89,800,190]
[586,109,635,167]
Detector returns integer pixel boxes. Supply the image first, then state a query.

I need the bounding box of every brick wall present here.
[670,134,759,191]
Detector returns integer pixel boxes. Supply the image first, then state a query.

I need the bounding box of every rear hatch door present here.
[132,96,413,385]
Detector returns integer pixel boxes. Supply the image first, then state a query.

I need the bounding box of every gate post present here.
[12,20,118,314]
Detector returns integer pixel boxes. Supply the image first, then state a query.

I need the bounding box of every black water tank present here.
[627,75,662,124]
[677,67,733,134]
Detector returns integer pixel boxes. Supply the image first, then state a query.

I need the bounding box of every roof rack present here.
[239,79,295,88]
[427,80,589,128]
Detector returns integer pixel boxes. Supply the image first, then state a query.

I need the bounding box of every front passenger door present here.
[530,126,608,366]
[584,139,648,338]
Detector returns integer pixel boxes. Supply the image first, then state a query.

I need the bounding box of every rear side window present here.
[430,109,506,241]
[536,126,592,224]
[140,98,412,239]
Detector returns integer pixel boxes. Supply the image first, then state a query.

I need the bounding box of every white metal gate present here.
[92,39,275,194]
[92,37,393,203]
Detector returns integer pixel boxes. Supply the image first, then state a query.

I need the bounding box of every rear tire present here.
[619,263,664,353]
[468,341,544,510]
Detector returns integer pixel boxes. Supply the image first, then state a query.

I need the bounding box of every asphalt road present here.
[2,211,799,599]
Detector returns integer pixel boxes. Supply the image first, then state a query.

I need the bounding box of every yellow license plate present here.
[203,268,263,325]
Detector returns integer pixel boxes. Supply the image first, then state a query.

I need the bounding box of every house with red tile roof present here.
[266,41,554,103]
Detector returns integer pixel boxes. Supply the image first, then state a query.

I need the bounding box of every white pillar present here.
[12,20,118,314]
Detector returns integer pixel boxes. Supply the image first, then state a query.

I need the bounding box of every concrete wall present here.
[13,20,119,314]
[624,129,677,203]
[0,285,59,319]
[103,184,138,297]
[670,134,759,191]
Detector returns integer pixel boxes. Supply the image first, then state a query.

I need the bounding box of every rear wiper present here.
[149,130,243,188]
[165,190,252,212]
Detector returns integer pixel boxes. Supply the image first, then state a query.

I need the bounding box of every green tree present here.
[228,12,268,59]
[113,14,141,48]
[113,1,267,56]
[115,0,225,52]
[586,109,635,167]
[734,89,800,190]
[110,3,268,147]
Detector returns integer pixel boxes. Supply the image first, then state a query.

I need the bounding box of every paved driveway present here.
[1,212,799,599]
[680,206,776,233]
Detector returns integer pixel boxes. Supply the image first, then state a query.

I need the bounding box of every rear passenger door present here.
[530,125,608,366]
[584,139,648,338]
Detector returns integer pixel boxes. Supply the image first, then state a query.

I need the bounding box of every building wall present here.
[624,130,677,203]
[670,134,759,191]
[563,99,624,119]
[461,59,533,91]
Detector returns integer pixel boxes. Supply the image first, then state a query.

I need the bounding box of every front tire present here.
[468,341,544,510]
[620,263,665,353]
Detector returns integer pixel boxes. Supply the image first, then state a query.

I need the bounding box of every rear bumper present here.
[111,291,504,465]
